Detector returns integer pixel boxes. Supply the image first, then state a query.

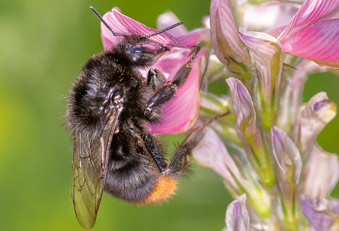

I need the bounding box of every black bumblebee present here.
[67,7,206,229]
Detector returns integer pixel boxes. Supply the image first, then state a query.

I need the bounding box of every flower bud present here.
[210,0,249,76]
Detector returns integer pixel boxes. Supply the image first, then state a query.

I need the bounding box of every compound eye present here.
[127,44,154,55]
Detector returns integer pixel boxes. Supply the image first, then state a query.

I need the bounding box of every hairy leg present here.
[144,46,201,121]
[146,68,167,91]
[165,110,230,177]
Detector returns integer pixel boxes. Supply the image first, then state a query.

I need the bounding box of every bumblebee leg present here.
[144,85,176,121]
[165,126,205,178]
[142,133,168,172]
[171,46,201,87]
[166,110,230,177]
[144,46,201,120]
[146,68,167,91]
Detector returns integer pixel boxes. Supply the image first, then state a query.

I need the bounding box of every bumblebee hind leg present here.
[141,126,204,178]
[165,126,205,178]
[129,129,201,205]
[137,127,204,204]
[165,111,230,178]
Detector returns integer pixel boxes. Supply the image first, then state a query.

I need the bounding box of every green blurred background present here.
[0,0,337,230]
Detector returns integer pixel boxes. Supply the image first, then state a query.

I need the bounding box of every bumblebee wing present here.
[71,107,122,229]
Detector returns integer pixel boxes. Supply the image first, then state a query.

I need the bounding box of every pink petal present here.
[271,126,302,185]
[101,9,186,51]
[277,60,326,133]
[101,8,125,50]
[157,12,208,47]
[156,11,187,37]
[225,195,250,231]
[210,0,248,65]
[302,199,334,230]
[226,78,256,132]
[176,28,209,47]
[281,19,339,68]
[293,92,336,152]
[149,49,204,134]
[227,80,275,188]
[202,16,210,29]
[243,2,298,32]
[303,145,339,198]
[269,25,286,37]
[192,127,242,188]
[240,31,282,110]
[279,0,339,40]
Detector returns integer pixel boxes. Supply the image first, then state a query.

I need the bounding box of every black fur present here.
[67,35,203,203]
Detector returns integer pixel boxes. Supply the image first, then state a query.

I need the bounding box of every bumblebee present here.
[67,7,205,229]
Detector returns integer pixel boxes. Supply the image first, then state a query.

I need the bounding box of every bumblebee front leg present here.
[144,46,201,121]
[146,68,167,91]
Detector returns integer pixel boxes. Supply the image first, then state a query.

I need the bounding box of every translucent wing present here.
[71,107,122,229]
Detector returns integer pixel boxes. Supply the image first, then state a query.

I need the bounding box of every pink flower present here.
[271,126,302,187]
[302,198,339,231]
[242,2,298,32]
[100,8,204,134]
[211,0,339,70]
[277,0,339,70]
[225,195,250,231]
[210,0,249,75]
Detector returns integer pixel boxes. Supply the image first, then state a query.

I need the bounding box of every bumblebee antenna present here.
[144,22,184,39]
[89,6,126,37]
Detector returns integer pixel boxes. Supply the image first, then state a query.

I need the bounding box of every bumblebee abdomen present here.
[136,175,177,204]
[105,165,177,204]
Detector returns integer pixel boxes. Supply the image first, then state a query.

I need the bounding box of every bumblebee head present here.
[90,6,183,66]
[119,38,170,66]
